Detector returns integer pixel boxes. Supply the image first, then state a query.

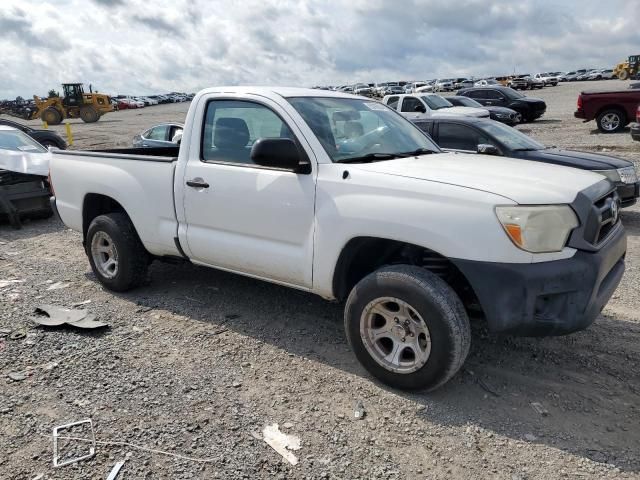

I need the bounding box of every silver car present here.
[133,123,184,148]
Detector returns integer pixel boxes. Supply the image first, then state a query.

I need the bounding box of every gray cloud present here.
[1,0,639,99]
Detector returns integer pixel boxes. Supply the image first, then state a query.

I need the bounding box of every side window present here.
[387,96,399,109]
[170,126,183,142]
[438,123,489,151]
[147,125,169,141]
[401,97,423,112]
[485,90,503,100]
[413,121,431,135]
[202,100,294,165]
[466,90,483,100]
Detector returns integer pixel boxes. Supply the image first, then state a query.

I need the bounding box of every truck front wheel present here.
[344,265,470,391]
[86,213,149,292]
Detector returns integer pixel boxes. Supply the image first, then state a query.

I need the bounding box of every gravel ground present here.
[1,80,639,479]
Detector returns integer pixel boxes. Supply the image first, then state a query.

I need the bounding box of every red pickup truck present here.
[575,89,640,133]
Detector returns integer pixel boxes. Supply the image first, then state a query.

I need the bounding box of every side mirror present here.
[477,144,499,155]
[414,104,427,113]
[251,138,302,171]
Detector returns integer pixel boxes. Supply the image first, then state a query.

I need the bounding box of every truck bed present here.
[50,147,181,257]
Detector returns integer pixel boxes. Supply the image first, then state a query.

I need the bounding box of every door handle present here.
[186,179,210,188]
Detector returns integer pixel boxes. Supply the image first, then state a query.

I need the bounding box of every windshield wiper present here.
[335,153,404,163]
[398,147,437,157]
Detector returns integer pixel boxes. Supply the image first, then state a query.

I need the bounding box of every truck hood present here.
[433,106,489,118]
[349,152,604,204]
[519,148,632,170]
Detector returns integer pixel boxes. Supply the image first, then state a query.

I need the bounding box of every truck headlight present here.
[495,205,579,253]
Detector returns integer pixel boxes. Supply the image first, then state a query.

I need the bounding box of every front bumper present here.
[452,224,626,336]
[631,123,640,141]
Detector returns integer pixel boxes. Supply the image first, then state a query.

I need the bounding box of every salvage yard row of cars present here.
[324,68,625,97]
[2,83,639,391]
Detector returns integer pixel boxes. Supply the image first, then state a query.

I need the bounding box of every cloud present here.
[0,0,638,99]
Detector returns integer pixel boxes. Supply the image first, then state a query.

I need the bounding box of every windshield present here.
[501,87,525,100]
[454,97,482,108]
[421,95,453,110]
[287,97,440,163]
[0,129,47,153]
[478,122,545,151]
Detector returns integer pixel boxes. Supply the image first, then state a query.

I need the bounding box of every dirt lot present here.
[1,80,639,479]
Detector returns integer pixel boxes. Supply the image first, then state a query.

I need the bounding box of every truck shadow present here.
[0,216,66,239]
[113,260,640,473]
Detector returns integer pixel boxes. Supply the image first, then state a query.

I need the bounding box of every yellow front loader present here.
[33,83,113,125]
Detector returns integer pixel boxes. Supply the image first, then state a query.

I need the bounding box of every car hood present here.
[0,149,50,176]
[520,148,632,170]
[348,153,604,204]
[432,106,489,117]
[486,106,517,114]
[516,97,545,105]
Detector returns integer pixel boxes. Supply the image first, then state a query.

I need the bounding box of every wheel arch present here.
[331,236,479,309]
[82,193,128,242]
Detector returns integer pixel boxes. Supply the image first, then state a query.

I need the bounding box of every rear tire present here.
[80,106,99,123]
[86,213,149,292]
[344,265,471,391]
[618,70,629,81]
[41,108,62,125]
[597,109,626,133]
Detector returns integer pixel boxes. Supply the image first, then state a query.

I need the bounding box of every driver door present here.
[181,99,317,288]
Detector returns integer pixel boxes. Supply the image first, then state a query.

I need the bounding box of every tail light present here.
[577,95,583,110]
[636,105,640,123]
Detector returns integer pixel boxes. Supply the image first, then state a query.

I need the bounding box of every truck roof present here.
[196,86,363,100]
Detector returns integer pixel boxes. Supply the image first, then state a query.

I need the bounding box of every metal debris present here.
[354,400,366,420]
[53,419,96,467]
[9,328,27,340]
[530,402,549,417]
[31,305,108,329]
[106,459,126,480]
[262,423,301,466]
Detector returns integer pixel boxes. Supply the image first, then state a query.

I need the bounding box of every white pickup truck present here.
[50,87,626,391]
[382,93,489,121]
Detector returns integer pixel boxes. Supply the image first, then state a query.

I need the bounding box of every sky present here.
[1,0,639,99]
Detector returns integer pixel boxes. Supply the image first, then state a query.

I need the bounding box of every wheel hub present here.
[360,297,432,374]
[90,231,119,279]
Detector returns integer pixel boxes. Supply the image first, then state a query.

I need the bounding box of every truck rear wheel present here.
[80,106,99,123]
[86,213,149,292]
[42,107,62,125]
[597,109,626,133]
[344,265,470,391]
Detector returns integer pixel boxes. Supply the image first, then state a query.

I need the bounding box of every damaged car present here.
[0,126,52,228]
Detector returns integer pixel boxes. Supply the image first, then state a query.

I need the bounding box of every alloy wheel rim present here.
[91,231,118,279]
[602,113,620,131]
[360,297,432,374]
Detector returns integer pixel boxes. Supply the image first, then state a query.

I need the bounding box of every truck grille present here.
[586,192,621,246]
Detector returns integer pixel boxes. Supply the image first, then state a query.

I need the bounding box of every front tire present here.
[80,106,99,123]
[344,265,471,391]
[86,213,150,292]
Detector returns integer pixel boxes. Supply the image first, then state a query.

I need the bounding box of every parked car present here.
[631,105,640,142]
[383,93,489,120]
[413,116,639,207]
[457,86,546,122]
[49,86,627,391]
[508,76,538,90]
[452,78,470,89]
[533,73,559,86]
[0,126,52,227]
[434,79,454,91]
[353,84,374,97]
[588,69,616,80]
[577,70,597,81]
[133,123,184,148]
[0,119,67,149]
[446,96,521,125]
[574,88,640,132]
[474,79,499,87]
